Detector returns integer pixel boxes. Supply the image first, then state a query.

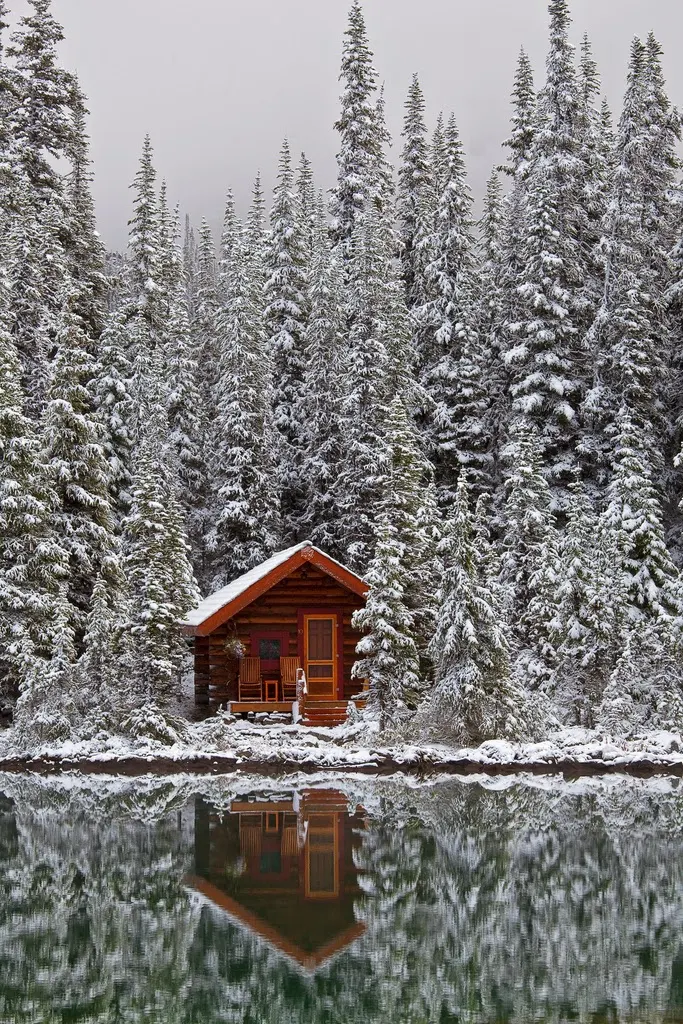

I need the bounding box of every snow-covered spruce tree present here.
[501,419,561,691]
[386,394,441,663]
[418,114,491,507]
[506,0,584,502]
[217,189,240,306]
[398,73,434,309]
[500,47,536,180]
[583,37,679,491]
[93,308,135,521]
[327,208,396,572]
[430,112,447,201]
[351,511,421,733]
[8,0,74,206]
[299,234,347,554]
[122,392,198,710]
[62,85,107,345]
[550,482,623,724]
[265,138,308,540]
[476,171,509,489]
[40,284,119,642]
[125,136,164,386]
[0,289,70,707]
[330,0,384,258]
[423,476,537,746]
[295,152,317,270]
[596,626,683,736]
[574,36,614,338]
[157,198,207,580]
[603,409,682,629]
[208,226,280,587]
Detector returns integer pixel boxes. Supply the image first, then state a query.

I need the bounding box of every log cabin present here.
[181,542,369,726]
[186,789,367,972]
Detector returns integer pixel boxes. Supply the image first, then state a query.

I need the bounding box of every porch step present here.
[301,700,349,728]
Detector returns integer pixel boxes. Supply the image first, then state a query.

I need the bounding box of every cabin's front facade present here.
[182,542,368,724]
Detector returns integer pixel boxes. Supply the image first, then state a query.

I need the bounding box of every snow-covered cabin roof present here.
[181,541,368,636]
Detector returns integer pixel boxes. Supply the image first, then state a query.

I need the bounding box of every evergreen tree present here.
[94,309,135,519]
[161,214,206,580]
[574,36,613,336]
[40,284,118,640]
[398,74,434,309]
[501,420,561,688]
[507,0,583,499]
[604,410,682,626]
[583,38,679,486]
[330,0,384,257]
[300,235,347,552]
[295,151,317,269]
[193,219,220,422]
[351,511,421,732]
[418,115,489,505]
[8,0,74,206]
[0,294,69,699]
[425,477,535,745]
[265,139,308,540]
[62,86,107,344]
[384,394,441,660]
[500,48,536,179]
[208,229,280,586]
[550,482,623,723]
[122,396,198,709]
[327,209,396,571]
[477,171,509,487]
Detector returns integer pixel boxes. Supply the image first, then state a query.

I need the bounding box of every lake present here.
[1,772,683,1023]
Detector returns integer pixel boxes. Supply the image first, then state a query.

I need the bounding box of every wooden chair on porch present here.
[238,657,262,702]
[280,657,301,701]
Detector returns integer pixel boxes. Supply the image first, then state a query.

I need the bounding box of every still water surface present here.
[1,774,683,1022]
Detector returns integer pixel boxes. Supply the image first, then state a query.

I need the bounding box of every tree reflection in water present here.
[0,775,683,1022]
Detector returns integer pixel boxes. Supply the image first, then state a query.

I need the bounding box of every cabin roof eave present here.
[182,542,368,637]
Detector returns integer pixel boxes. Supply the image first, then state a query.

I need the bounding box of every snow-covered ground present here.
[2,717,683,773]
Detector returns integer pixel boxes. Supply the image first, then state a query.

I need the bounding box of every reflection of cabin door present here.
[303,615,337,700]
[305,813,339,898]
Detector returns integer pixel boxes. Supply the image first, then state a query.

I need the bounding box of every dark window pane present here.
[259,639,281,660]
[259,851,282,874]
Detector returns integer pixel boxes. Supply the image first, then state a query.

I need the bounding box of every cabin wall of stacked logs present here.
[193,565,366,709]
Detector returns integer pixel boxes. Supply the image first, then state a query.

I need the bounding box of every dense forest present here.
[1,0,683,746]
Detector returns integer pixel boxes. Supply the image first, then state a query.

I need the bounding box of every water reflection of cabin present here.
[181,542,369,721]
[187,790,367,971]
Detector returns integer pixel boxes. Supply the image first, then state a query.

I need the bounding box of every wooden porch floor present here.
[230,701,294,715]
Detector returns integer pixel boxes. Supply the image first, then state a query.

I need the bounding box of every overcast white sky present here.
[8,0,683,249]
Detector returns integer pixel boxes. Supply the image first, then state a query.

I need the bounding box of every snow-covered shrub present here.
[121,703,188,747]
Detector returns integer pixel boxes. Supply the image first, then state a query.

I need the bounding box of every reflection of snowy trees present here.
[1,776,683,1022]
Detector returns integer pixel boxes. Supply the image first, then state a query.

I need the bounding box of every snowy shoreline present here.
[2,724,683,777]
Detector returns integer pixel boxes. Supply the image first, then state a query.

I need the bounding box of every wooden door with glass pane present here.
[303,614,337,700]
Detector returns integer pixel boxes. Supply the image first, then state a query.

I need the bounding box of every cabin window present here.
[260,851,282,874]
[258,639,281,661]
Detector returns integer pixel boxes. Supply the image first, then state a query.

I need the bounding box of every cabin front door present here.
[302,614,338,700]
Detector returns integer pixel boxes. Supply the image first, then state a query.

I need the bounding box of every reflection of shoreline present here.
[3,752,683,777]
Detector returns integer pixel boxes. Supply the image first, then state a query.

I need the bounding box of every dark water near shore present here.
[1,774,683,1023]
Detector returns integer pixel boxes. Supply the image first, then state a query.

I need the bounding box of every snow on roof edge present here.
[182,541,364,628]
